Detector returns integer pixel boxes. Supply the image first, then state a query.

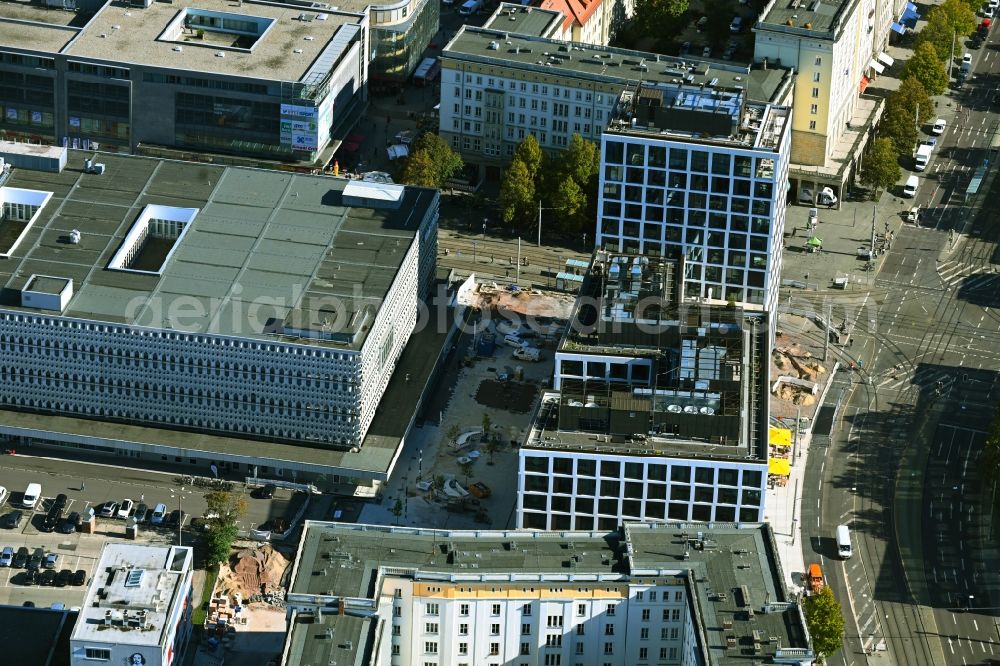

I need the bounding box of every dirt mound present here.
[217,545,291,599]
[776,385,817,406]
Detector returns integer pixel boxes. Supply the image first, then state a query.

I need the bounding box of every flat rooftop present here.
[0,296,450,478]
[72,544,191,648]
[482,3,565,37]
[0,151,437,350]
[757,0,856,37]
[444,26,793,104]
[283,612,372,666]
[287,522,811,665]
[0,605,77,666]
[0,2,79,53]
[606,85,790,151]
[0,0,361,83]
[544,252,769,461]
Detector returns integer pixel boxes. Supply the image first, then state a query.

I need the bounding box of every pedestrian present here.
[140,493,144,503]
[80,481,85,492]
[490,254,494,264]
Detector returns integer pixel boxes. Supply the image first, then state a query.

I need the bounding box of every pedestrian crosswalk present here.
[937,260,998,290]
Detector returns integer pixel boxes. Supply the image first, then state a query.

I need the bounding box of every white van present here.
[902,175,919,197]
[458,0,482,14]
[504,333,526,348]
[21,483,41,510]
[836,524,853,559]
[150,503,168,525]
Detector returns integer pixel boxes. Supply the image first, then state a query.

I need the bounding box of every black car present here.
[19,569,37,585]
[165,510,186,528]
[55,569,72,588]
[72,569,87,586]
[27,548,44,571]
[39,569,56,586]
[993,93,1000,106]
[58,512,80,534]
[41,505,63,533]
[252,484,276,499]
[12,546,28,568]
[52,494,68,511]
[3,511,23,529]
[132,503,148,524]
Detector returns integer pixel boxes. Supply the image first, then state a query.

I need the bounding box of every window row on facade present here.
[523,456,764,487]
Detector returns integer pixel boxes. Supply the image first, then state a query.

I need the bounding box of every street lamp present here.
[536,201,566,247]
[169,487,191,547]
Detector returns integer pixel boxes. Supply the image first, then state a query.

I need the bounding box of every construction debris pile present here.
[771,345,826,406]
[216,545,291,605]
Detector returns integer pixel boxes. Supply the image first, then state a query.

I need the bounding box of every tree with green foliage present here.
[632,0,690,39]
[552,177,588,233]
[880,78,931,156]
[499,157,536,228]
[917,0,976,61]
[562,133,600,191]
[804,586,846,661]
[513,134,543,183]
[859,138,902,200]
[482,412,492,439]
[902,41,949,96]
[202,491,248,567]
[390,498,404,525]
[398,133,463,188]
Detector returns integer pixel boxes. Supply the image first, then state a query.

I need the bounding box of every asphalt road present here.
[793,29,1000,666]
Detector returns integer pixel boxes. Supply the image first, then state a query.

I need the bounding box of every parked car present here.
[39,569,56,586]
[59,512,80,534]
[132,503,148,524]
[0,546,13,567]
[963,52,973,65]
[55,569,72,588]
[116,499,134,520]
[165,510,186,528]
[43,552,58,569]
[150,503,168,525]
[27,548,43,571]
[41,504,64,533]
[0,486,8,507]
[931,118,947,135]
[98,502,118,518]
[19,569,37,585]
[13,546,28,568]
[3,511,23,529]
[251,484,276,499]
[52,494,67,511]
[72,569,87,586]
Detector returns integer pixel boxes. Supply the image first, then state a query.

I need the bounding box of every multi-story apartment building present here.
[539,0,636,45]
[70,544,194,666]
[439,22,793,177]
[282,521,815,666]
[0,151,438,487]
[0,0,367,162]
[753,0,907,201]
[518,251,771,531]
[598,84,791,314]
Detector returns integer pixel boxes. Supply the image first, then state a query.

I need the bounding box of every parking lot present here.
[0,461,307,608]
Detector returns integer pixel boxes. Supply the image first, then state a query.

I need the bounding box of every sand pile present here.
[217,545,291,599]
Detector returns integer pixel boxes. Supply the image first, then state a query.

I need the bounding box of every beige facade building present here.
[753,0,906,202]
